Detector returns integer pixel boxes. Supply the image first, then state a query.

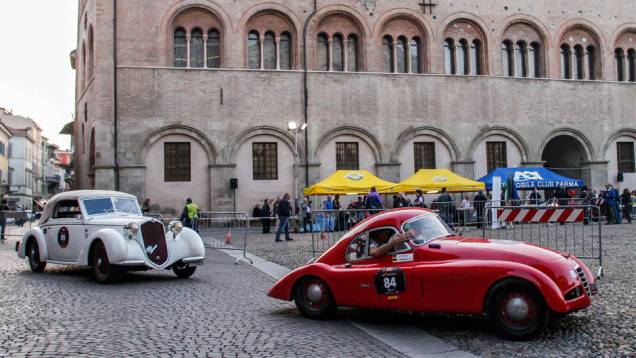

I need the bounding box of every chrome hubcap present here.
[506,297,529,321]
[97,258,103,267]
[306,283,323,304]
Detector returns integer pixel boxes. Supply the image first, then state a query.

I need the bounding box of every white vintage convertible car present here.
[15,190,205,283]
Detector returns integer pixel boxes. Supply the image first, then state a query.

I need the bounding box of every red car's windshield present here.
[401,214,453,246]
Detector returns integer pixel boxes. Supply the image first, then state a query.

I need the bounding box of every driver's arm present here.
[369,232,412,258]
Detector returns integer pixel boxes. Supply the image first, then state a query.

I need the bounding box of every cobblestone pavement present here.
[247,222,636,357]
[0,238,405,358]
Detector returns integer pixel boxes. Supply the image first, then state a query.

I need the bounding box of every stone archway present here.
[541,135,589,180]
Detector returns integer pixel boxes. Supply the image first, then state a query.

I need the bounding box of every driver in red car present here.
[369,229,413,257]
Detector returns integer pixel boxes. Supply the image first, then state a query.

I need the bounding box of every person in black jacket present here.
[621,188,633,224]
[275,193,293,242]
[261,199,272,233]
[473,190,487,228]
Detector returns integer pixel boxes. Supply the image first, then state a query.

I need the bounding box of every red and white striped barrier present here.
[496,207,585,223]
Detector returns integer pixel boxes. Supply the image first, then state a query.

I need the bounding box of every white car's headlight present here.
[169,221,183,236]
[125,222,139,238]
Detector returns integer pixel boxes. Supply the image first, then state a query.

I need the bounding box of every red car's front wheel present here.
[294,277,336,319]
[486,279,550,340]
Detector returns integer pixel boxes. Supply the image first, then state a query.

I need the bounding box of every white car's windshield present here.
[82,197,141,216]
[401,214,453,246]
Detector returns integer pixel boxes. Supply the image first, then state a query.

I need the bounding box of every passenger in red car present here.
[369,229,412,258]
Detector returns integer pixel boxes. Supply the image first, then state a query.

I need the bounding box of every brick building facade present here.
[74,0,636,213]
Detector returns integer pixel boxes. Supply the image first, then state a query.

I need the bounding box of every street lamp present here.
[287,121,307,213]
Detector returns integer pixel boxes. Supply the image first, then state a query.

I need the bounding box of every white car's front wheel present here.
[172,261,196,279]
[27,238,46,273]
[90,240,118,284]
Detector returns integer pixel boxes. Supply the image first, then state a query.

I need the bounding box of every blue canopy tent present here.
[478,168,584,191]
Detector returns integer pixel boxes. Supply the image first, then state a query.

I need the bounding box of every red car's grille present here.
[140,221,168,266]
[576,266,591,297]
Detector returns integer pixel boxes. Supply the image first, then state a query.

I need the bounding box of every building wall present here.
[74,0,636,213]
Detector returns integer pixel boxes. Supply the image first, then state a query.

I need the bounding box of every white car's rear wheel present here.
[27,239,46,273]
[91,240,118,284]
[172,261,197,279]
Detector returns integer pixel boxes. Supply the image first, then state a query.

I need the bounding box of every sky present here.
[0,1,77,150]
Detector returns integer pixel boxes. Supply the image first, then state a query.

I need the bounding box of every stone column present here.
[451,160,476,180]
[186,33,191,68]
[581,161,609,191]
[520,161,546,168]
[259,35,265,70]
[327,38,333,71]
[209,164,237,211]
[582,50,589,80]
[203,34,208,68]
[275,36,280,70]
[376,163,401,184]
[343,38,348,72]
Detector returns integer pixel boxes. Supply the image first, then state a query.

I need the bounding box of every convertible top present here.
[40,190,138,224]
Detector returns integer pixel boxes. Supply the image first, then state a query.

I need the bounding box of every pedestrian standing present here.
[365,187,383,210]
[323,195,334,231]
[620,188,633,224]
[301,198,312,232]
[473,190,487,228]
[436,188,453,227]
[0,198,8,241]
[180,198,199,230]
[275,193,293,242]
[142,198,151,214]
[414,189,426,208]
[529,188,542,206]
[261,199,272,234]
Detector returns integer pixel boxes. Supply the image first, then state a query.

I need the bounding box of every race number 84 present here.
[374,267,406,295]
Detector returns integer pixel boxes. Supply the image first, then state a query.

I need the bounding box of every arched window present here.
[174,28,187,67]
[332,34,344,72]
[88,28,94,78]
[444,39,455,74]
[628,49,636,82]
[317,33,329,71]
[616,48,626,81]
[515,41,527,77]
[410,38,421,74]
[263,32,276,70]
[81,42,86,88]
[457,40,468,75]
[502,41,513,77]
[529,42,540,78]
[396,37,408,73]
[89,129,96,168]
[587,46,596,80]
[560,44,571,79]
[383,36,394,73]
[279,32,292,70]
[190,28,204,68]
[573,45,584,79]
[207,29,220,68]
[248,31,260,69]
[347,35,358,72]
[470,40,481,75]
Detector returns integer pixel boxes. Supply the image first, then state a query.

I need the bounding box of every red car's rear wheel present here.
[294,277,336,319]
[486,279,550,340]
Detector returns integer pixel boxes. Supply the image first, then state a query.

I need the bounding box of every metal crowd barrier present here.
[147,212,253,264]
[482,204,603,276]
[310,208,384,257]
[0,211,33,241]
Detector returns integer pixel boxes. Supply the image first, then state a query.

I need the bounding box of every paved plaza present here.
[0,238,404,358]
[0,221,635,357]
[247,222,636,357]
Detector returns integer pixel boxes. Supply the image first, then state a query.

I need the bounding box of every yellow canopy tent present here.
[389,169,485,194]
[303,170,397,196]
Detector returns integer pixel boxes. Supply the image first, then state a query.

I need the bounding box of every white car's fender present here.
[77,228,143,266]
[17,228,47,261]
[166,227,205,266]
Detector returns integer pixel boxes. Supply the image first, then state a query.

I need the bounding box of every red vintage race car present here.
[269,208,598,339]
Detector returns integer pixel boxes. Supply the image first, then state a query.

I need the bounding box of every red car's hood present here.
[438,236,564,265]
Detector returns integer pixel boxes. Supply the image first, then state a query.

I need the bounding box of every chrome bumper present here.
[182,256,205,265]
